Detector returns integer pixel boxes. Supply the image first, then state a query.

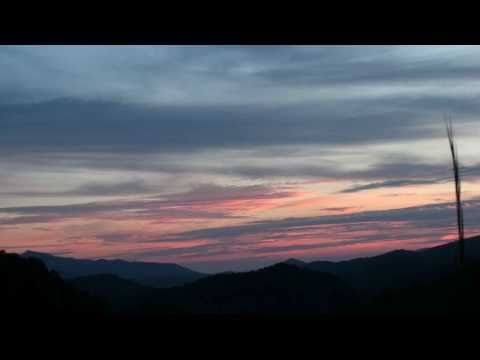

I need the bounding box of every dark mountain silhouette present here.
[6,240,480,320]
[282,258,308,268]
[366,264,480,318]
[303,235,480,295]
[0,250,106,320]
[23,250,205,288]
[70,274,154,312]
[38,234,480,317]
[133,263,359,317]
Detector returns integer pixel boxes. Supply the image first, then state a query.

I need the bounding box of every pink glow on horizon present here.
[2,177,480,271]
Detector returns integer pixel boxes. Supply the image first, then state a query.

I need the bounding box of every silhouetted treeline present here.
[133,263,360,318]
[69,260,480,320]
[5,247,480,321]
[364,264,480,318]
[0,250,108,321]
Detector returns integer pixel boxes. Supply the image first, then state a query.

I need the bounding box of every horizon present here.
[12,220,480,274]
[2,45,480,272]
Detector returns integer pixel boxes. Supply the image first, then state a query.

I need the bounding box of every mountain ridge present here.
[303,235,480,294]
[22,250,205,288]
[134,262,359,316]
[21,235,480,293]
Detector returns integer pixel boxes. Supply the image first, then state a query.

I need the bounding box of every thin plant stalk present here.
[446,118,465,269]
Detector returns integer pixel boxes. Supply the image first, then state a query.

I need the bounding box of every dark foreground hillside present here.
[69,273,155,312]
[134,263,359,318]
[68,263,359,318]
[365,264,480,318]
[0,250,107,320]
[5,243,480,323]
[304,235,480,296]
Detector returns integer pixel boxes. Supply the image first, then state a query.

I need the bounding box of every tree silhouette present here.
[446,118,465,269]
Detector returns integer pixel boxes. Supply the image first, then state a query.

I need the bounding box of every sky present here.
[2,45,480,273]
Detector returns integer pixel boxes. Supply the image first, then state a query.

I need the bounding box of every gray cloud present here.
[7,180,155,197]
[0,97,444,156]
[0,183,294,225]
[322,206,359,212]
[256,55,480,87]
[68,180,153,196]
[165,199,480,243]
[201,159,459,183]
[339,179,438,193]
[3,47,480,192]
[3,46,480,271]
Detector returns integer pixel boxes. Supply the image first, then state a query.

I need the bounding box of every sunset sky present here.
[2,45,480,272]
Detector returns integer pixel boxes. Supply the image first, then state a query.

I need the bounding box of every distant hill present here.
[0,250,106,320]
[8,238,480,320]
[22,251,205,288]
[136,263,359,317]
[70,274,154,312]
[282,258,308,268]
[302,235,480,295]
[366,263,480,318]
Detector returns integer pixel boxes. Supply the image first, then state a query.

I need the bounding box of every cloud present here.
[98,198,480,272]
[159,183,293,205]
[3,46,480,271]
[4,46,480,105]
[339,179,438,193]
[0,183,296,225]
[0,98,444,156]
[8,180,155,197]
[165,199,480,243]
[68,180,153,196]
[322,207,359,212]
[255,53,480,88]
[196,159,460,183]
